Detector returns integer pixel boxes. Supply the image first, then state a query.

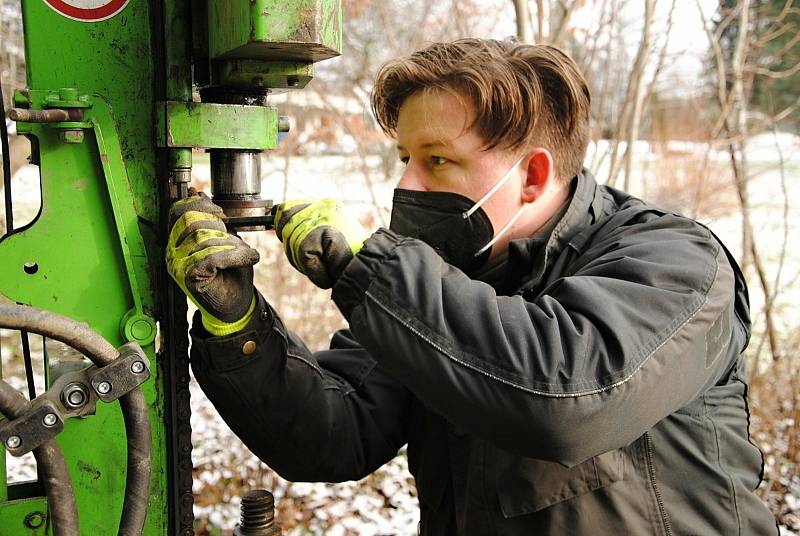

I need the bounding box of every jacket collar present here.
[503,169,603,294]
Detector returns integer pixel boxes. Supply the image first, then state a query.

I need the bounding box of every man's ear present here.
[521,148,555,204]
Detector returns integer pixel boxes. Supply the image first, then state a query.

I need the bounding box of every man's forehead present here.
[396,89,475,148]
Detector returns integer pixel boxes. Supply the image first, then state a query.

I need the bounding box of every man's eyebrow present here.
[396,141,453,151]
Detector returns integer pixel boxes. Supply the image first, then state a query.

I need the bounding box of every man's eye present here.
[399,156,409,165]
[431,156,448,166]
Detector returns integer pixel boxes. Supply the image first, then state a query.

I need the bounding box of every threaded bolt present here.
[233,489,280,536]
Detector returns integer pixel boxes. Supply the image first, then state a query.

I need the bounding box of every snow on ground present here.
[190,376,420,535]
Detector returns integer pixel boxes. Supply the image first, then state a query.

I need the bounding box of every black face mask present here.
[389,189,494,274]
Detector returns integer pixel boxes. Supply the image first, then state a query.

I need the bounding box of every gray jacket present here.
[191,171,777,535]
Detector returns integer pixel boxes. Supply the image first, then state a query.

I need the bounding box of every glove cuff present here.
[201,295,257,337]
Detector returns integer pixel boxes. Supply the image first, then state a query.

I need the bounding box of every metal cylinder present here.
[210,150,269,228]
[210,150,262,199]
[233,489,280,536]
[7,108,84,123]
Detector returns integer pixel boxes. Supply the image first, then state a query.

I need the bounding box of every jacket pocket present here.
[496,449,625,517]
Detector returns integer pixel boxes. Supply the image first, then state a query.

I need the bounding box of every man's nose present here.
[396,162,427,191]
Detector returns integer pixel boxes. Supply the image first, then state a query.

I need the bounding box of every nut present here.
[61,382,89,409]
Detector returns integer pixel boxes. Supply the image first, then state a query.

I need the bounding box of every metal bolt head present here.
[60,129,84,144]
[42,413,58,427]
[131,361,145,374]
[96,381,112,395]
[62,382,89,409]
[6,435,21,449]
[24,511,45,529]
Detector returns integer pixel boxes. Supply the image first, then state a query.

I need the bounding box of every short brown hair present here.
[371,38,591,182]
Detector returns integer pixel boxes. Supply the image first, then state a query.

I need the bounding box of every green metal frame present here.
[0,0,343,533]
[157,101,279,149]
[0,1,167,533]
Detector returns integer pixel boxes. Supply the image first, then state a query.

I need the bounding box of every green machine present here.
[0,1,342,534]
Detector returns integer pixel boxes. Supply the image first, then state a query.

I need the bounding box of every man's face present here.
[395,89,526,255]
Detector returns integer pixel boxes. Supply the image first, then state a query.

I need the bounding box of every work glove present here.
[166,191,260,336]
[275,199,370,289]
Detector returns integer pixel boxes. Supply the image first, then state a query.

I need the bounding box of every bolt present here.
[24,511,45,529]
[6,435,21,449]
[60,129,84,144]
[234,489,279,536]
[43,413,58,427]
[62,382,89,409]
[96,381,112,395]
[131,361,145,374]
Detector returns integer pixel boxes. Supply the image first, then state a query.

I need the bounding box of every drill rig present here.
[0,1,342,534]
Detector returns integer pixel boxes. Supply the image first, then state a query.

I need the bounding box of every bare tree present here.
[513,0,534,42]
[606,0,656,189]
[700,0,786,366]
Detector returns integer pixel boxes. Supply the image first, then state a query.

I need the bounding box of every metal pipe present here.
[7,108,84,123]
[210,150,262,199]
[0,304,151,536]
[0,381,78,536]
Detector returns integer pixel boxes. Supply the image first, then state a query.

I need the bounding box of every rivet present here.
[131,361,145,374]
[97,381,112,395]
[6,435,21,449]
[242,340,257,355]
[42,413,58,427]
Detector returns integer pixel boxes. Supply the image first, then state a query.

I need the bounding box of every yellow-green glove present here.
[166,191,260,336]
[275,199,370,289]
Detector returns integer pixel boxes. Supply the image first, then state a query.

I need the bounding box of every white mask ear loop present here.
[474,205,525,256]
[463,155,525,219]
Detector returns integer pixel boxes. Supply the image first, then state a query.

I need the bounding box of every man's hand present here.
[167,191,260,336]
[275,199,370,289]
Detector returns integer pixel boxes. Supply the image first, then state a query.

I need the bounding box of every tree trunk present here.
[513,0,534,43]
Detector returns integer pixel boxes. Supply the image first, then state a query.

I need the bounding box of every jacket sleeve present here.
[189,291,412,482]
[331,211,741,467]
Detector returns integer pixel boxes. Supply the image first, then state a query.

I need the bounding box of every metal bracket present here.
[156,101,279,149]
[0,342,151,457]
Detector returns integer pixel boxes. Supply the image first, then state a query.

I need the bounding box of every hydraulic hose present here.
[0,303,152,535]
[0,381,79,536]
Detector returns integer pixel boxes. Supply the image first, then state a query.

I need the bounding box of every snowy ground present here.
[2,133,799,534]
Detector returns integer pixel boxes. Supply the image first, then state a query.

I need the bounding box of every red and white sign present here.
[43,0,129,22]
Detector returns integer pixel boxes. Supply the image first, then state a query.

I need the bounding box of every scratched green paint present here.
[208,0,342,61]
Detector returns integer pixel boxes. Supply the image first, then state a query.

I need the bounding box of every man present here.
[167,39,777,534]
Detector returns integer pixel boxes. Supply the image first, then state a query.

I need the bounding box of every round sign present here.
[43,0,129,22]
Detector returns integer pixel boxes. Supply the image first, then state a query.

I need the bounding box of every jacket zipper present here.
[644,432,673,536]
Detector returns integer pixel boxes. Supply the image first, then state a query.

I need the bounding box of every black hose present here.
[0,303,152,535]
[0,381,79,535]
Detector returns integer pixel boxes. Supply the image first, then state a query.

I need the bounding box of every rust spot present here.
[101,154,109,163]
[73,178,89,191]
